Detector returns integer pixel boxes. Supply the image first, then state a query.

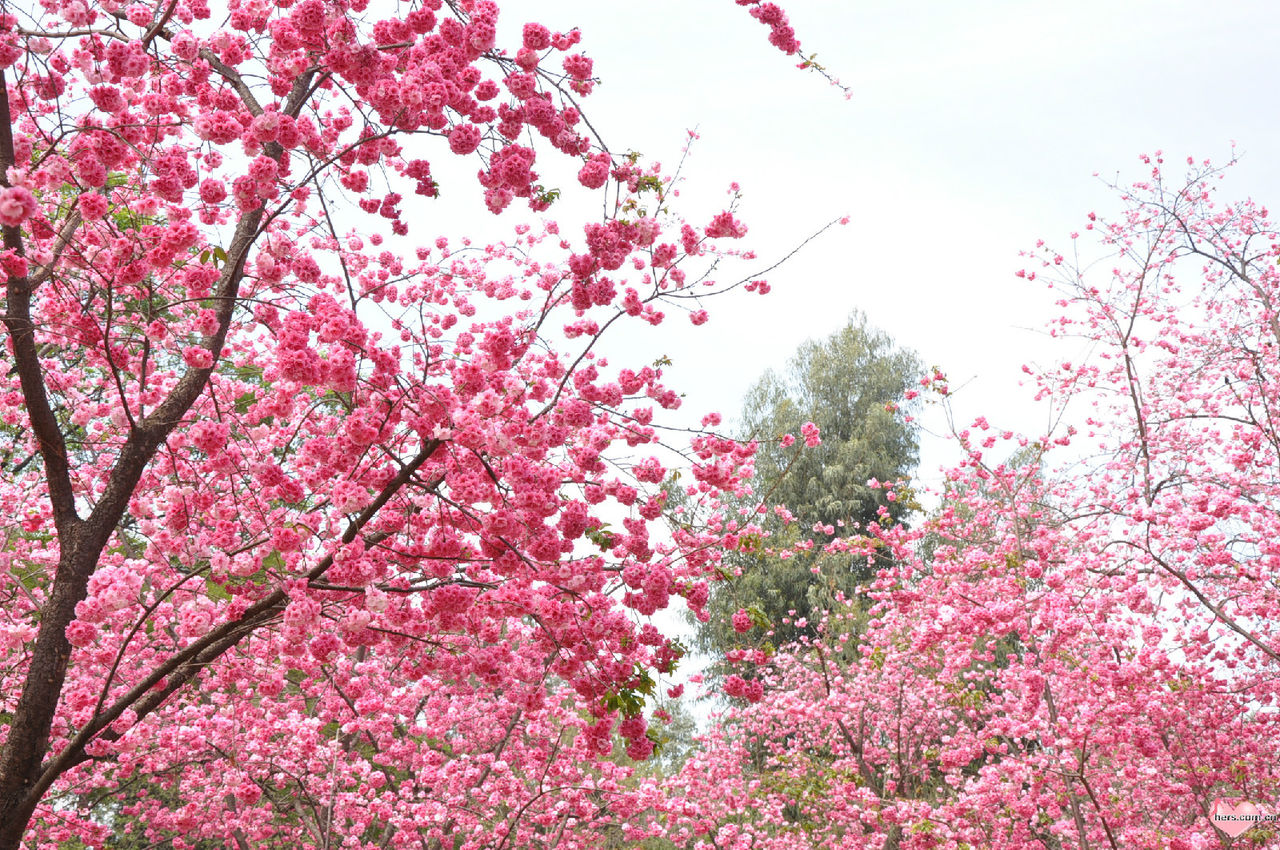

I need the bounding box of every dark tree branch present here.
[26,438,443,814]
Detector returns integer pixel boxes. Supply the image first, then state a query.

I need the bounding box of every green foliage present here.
[585,522,618,551]
[534,185,560,207]
[742,311,920,537]
[196,246,228,268]
[698,311,921,656]
[603,666,658,717]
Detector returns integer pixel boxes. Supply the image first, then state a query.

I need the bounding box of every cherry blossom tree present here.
[0,0,813,844]
[662,158,1280,850]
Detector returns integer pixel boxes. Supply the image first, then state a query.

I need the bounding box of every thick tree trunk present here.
[0,539,89,848]
[0,66,92,848]
[0,53,327,848]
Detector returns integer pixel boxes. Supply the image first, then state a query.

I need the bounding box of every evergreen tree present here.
[698,312,921,655]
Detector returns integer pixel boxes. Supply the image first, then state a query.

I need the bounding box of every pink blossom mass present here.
[0,0,804,843]
[0,0,1278,847]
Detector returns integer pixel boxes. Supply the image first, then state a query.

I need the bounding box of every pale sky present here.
[448,0,1280,486]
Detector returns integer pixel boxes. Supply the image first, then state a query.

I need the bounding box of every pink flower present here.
[365,586,389,613]
[577,154,610,189]
[65,621,98,648]
[732,608,752,633]
[705,211,747,239]
[88,85,127,113]
[0,250,27,280]
[504,72,538,100]
[0,186,37,227]
[562,53,593,80]
[0,41,22,70]
[448,124,483,155]
[522,22,551,50]
[801,421,821,447]
[78,193,108,220]
[247,155,278,182]
[77,156,107,187]
[484,187,513,214]
[182,346,214,369]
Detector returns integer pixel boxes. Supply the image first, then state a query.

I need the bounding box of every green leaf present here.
[205,578,231,602]
[585,523,617,551]
[14,562,46,592]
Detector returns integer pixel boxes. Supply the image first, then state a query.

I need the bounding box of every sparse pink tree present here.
[662,159,1280,850]
[0,0,811,844]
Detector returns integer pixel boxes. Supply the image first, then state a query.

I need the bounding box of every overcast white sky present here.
[437,0,1278,487]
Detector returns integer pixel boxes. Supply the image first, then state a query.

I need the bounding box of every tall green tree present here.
[698,312,921,655]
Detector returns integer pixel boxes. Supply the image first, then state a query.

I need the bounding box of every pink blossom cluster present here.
[0,185,36,227]
[735,0,800,54]
[660,158,1280,850]
[0,0,790,843]
[722,673,764,702]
